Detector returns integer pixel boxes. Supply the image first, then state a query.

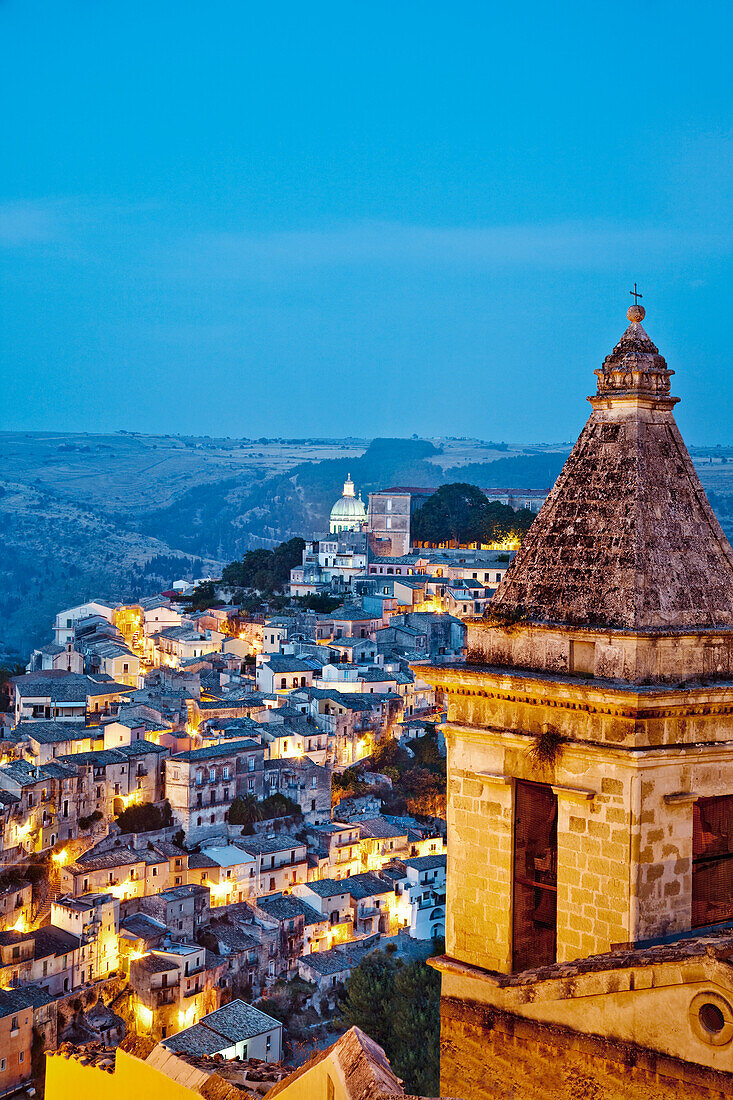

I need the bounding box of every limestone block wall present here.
[446,727,514,972]
[447,724,636,968]
[446,715,733,971]
[438,996,733,1100]
[632,751,733,941]
[555,774,631,962]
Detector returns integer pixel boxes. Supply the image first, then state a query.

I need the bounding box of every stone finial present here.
[593,300,674,404]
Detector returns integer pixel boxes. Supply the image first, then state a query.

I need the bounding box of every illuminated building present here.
[11,673,129,725]
[356,817,410,870]
[329,474,367,534]
[187,845,257,907]
[306,822,361,879]
[129,941,218,1041]
[344,871,397,935]
[289,530,369,596]
[291,880,354,944]
[59,738,168,821]
[60,842,184,900]
[53,601,115,647]
[250,893,320,976]
[27,641,84,675]
[255,654,315,694]
[0,758,86,852]
[0,923,83,995]
[161,999,283,1062]
[52,893,120,983]
[263,756,331,825]
[165,739,263,846]
[148,626,223,670]
[136,883,209,940]
[381,854,446,939]
[0,986,56,1097]
[0,882,32,934]
[238,834,309,897]
[367,486,436,557]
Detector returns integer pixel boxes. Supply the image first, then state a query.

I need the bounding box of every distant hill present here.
[135,438,444,560]
[3,430,733,662]
[444,452,571,491]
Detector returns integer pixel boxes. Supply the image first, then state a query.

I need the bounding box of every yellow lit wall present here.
[46,1049,199,1100]
[47,1045,362,1100]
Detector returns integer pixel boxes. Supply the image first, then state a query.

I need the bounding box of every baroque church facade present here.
[421,303,733,1098]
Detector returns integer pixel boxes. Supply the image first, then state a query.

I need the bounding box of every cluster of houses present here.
[0,801,445,1092]
[0,478,494,1093]
[0,663,446,1090]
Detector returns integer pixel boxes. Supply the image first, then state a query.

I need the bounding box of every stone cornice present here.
[415,662,733,722]
[444,723,733,765]
[434,946,724,1002]
[460,620,733,641]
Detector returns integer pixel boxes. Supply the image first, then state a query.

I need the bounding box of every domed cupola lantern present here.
[329,474,367,533]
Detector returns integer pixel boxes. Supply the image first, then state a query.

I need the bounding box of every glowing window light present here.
[178,1003,197,1030]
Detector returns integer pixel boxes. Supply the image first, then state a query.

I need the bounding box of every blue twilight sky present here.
[1,1,733,445]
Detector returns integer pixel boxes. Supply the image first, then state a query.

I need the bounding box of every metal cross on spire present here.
[630,283,643,305]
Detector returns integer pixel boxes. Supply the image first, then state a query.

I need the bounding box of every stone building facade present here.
[420,303,733,1098]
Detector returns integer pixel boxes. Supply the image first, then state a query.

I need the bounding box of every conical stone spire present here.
[491,302,733,631]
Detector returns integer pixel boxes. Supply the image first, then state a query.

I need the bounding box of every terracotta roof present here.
[267,1026,404,1099]
[492,307,733,631]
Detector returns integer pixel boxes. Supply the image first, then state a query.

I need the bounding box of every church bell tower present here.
[420,301,733,1098]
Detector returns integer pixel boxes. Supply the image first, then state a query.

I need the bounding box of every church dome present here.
[330,474,367,533]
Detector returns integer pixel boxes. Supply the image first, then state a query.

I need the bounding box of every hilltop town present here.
[6,310,733,1100]
[0,475,537,1095]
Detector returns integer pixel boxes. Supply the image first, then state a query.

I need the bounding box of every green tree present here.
[401,767,447,818]
[411,483,488,546]
[222,537,305,593]
[228,794,263,828]
[182,580,218,611]
[390,959,441,1096]
[294,594,342,613]
[411,482,535,547]
[116,800,172,833]
[338,951,397,1053]
[338,952,441,1096]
